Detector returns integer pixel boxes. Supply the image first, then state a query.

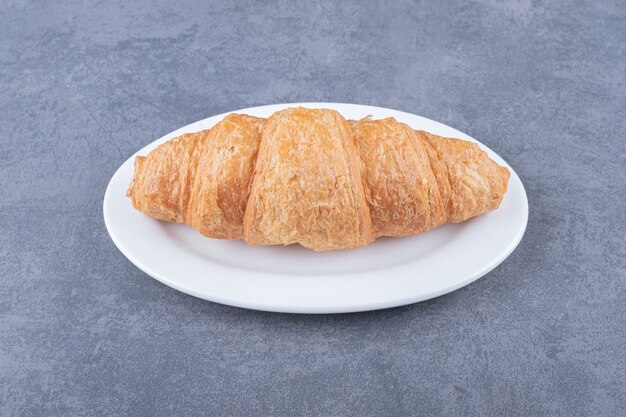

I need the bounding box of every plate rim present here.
[104,102,528,314]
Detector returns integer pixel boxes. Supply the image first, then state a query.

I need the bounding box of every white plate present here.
[104,103,528,314]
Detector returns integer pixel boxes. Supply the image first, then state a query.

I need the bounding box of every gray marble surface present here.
[2,0,625,416]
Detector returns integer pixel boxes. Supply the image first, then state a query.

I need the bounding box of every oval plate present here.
[104,103,528,313]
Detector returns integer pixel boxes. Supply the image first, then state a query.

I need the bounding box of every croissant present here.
[127,108,510,251]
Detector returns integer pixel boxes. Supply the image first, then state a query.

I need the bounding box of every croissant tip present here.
[501,165,511,180]
[126,156,146,198]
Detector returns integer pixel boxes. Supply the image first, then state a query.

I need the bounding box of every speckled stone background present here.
[1,0,625,416]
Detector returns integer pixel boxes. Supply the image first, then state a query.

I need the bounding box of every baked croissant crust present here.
[127,108,510,251]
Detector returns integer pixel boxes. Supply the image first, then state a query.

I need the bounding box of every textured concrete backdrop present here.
[1,0,625,416]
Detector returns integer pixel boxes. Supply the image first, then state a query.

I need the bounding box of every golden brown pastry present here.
[127,108,510,251]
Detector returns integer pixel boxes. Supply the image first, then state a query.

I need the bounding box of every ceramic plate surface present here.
[104,103,528,313]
